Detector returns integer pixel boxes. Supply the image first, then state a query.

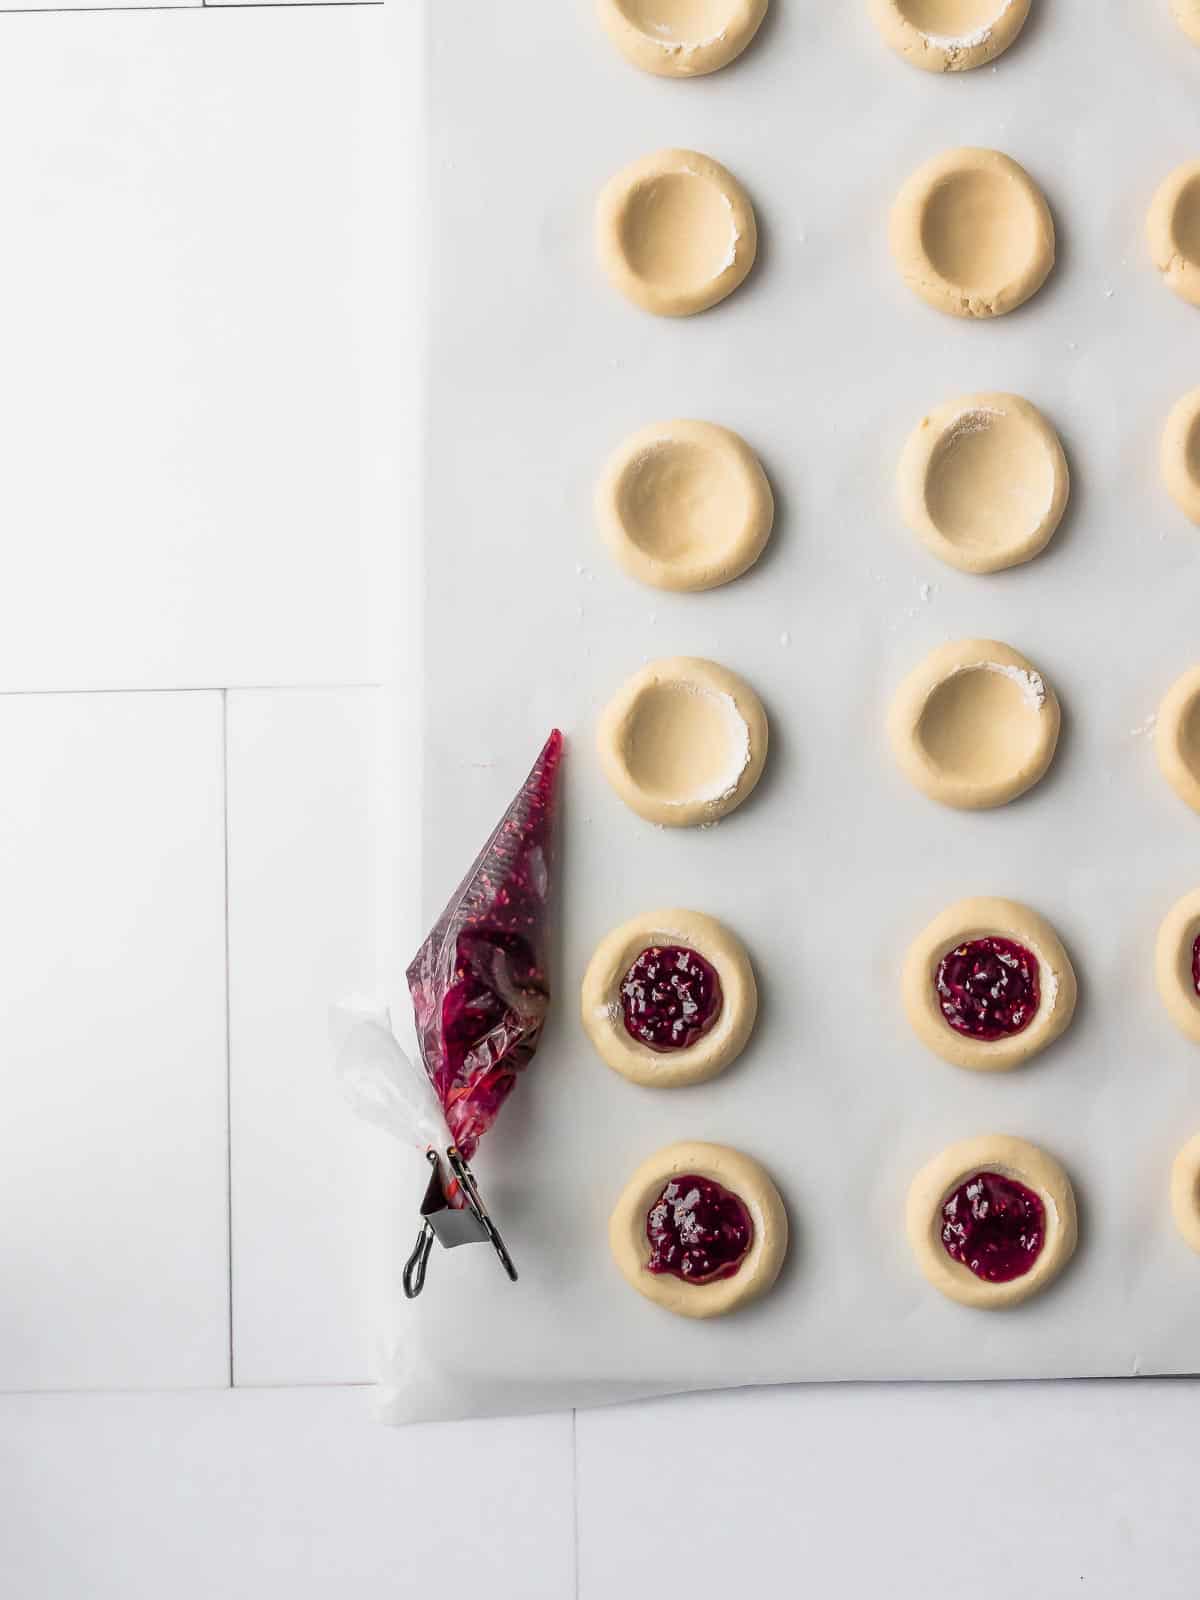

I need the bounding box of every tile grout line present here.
[0,682,382,698]
[220,688,235,1390]
[571,1408,581,1600]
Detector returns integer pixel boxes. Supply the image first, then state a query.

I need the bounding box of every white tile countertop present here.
[2,2,1200,1594]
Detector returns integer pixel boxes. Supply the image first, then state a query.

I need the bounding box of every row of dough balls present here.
[583,893,1200,1091]
[596,649,1200,821]
[609,1129,1200,1319]
[598,145,1200,320]
[599,399,1200,590]
[597,1,1200,78]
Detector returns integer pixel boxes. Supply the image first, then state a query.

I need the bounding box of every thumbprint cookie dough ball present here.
[890,148,1055,319]
[597,148,757,316]
[609,1140,788,1317]
[870,0,1032,72]
[596,0,769,77]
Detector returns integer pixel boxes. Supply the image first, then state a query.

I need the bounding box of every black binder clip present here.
[402,1145,518,1299]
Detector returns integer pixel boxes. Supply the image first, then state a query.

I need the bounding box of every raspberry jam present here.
[620,945,723,1052]
[1192,934,1200,996]
[646,1174,753,1284]
[936,936,1040,1041]
[407,730,562,1160]
[940,1171,1045,1283]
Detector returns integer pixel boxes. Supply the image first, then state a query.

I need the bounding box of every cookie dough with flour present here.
[869,0,1032,72]
[890,148,1055,319]
[907,1135,1078,1309]
[596,0,769,76]
[1148,162,1200,307]
[1174,0,1200,45]
[597,420,773,591]
[899,393,1069,574]
[609,1140,788,1318]
[888,638,1061,810]
[598,656,768,826]
[581,908,758,1087]
[903,897,1077,1071]
[597,148,757,317]
[1155,665,1200,813]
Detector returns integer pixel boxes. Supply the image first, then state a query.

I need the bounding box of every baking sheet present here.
[383,0,1200,1422]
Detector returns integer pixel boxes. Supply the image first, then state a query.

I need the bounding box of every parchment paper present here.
[382,0,1200,1422]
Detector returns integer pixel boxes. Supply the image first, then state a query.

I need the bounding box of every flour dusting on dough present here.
[958,660,1048,710]
[664,683,751,808]
[681,165,740,273]
[925,0,1014,50]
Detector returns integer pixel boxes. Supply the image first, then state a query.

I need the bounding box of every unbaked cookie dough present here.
[597,420,773,592]
[1156,666,1200,813]
[1171,1132,1200,1252]
[1176,0,1200,43]
[598,655,768,826]
[1155,887,1200,1042]
[907,1134,1077,1309]
[1161,389,1200,523]
[609,1139,788,1318]
[597,148,757,317]
[890,148,1055,319]
[888,638,1061,810]
[869,0,1032,73]
[581,908,757,1087]
[596,0,769,77]
[899,393,1069,575]
[903,897,1077,1072]
[1148,162,1200,307]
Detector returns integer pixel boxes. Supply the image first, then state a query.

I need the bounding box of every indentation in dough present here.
[916,665,1044,787]
[616,0,732,45]
[619,440,739,563]
[623,681,750,806]
[1156,666,1200,813]
[920,168,1036,295]
[925,409,1055,555]
[899,0,1011,43]
[1171,175,1200,265]
[621,173,738,289]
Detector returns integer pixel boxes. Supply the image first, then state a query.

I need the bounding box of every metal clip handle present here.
[401,1147,518,1298]
[402,1219,435,1300]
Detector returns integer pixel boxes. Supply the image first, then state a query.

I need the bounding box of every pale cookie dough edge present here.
[868,0,1032,74]
[902,896,1077,1072]
[595,0,770,78]
[1155,886,1200,1043]
[906,1134,1078,1309]
[609,1139,789,1318]
[580,908,758,1087]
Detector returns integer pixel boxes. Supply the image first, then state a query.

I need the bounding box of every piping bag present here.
[334,730,563,1298]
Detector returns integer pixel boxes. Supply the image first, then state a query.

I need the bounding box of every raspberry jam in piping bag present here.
[407,729,563,1162]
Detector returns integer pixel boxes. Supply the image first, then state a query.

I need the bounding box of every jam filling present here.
[646,1174,753,1284]
[940,1171,1045,1283]
[407,730,562,1160]
[1192,933,1200,997]
[620,945,723,1052]
[936,936,1040,1041]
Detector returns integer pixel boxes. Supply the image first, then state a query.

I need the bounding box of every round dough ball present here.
[1148,162,1200,308]
[903,897,1077,1071]
[1156,665,1200,813]
[1171,1132,1200,1252]
[609,1139,788,1318]
[888,638,1061,810]
[907,1134,1078,1309]
[596,0,769,77]
[1155,887,1200,1043]
[581,909,758,1087]
[899,393,1069,575]
[597,148,757,317]
[598,655,768,826]
[596,420,773,592]
[1174,1,1200,46]
[890,147,1055,320]
[1161,389,1200,523]
[869,0,1032,73]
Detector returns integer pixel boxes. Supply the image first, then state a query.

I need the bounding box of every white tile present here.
[226,689,383,1385]
[0,692,229,1391]
[0,1388,576,1599]
[578,1382,1200,1598]
[0,5,414,689]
